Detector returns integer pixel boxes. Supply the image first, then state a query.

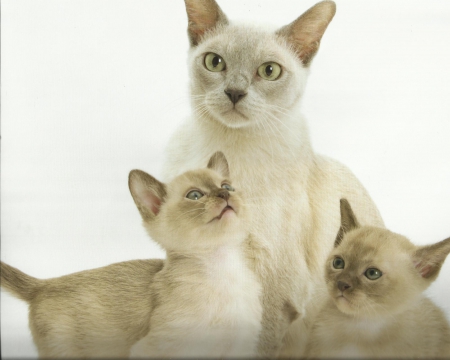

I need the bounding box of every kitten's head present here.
[129,152,247,253]
[184,0,336,128]
[326,199,450,318]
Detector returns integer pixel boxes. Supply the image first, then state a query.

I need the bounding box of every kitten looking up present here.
[129,152,262,358]
[305,199,450,359]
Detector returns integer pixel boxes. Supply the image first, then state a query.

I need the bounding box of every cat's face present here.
[155,168,246,252]
[129,152,248,253]
[185,0,336,129]
[189,26,307,129]
[328,199,450,319]
[326,227,420,318]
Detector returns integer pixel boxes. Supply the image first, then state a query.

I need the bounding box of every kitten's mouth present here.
[217,205,234,220]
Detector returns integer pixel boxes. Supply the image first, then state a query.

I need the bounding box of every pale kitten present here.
[162,0,384,356]
[0,153,262,358]
[129,151,262,358]
[305,199,450,359]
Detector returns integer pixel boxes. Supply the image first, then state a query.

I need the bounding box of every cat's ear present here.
[413,237,450,281]
[129,170,167,221]
[184,0,228,46]
[276,0,336,66]
[207,151,229,178]
[335,198,360,247]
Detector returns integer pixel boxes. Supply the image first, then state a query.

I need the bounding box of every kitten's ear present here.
[129,170,167,221]
[413,237,450,280]
[184,0,228,46]
[276,0,336,66]
[335,199,360,247]
[207,151,229,178]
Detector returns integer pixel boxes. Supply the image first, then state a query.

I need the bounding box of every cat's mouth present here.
[217,205,234,220]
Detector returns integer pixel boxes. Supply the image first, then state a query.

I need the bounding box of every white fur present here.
[130,244,262,358]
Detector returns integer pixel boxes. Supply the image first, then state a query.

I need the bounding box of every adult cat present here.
[162,0,384,356]
[305,199,450,358]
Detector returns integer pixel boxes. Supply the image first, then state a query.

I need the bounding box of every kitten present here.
[129,152,262,358]
[305,199,450,359]
[0,152,260,358]
[1,259,163,358]
[162,0,384,356]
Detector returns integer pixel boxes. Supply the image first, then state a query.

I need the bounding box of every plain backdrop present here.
[1,0,450,357]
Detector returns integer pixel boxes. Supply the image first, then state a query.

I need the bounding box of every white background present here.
[2,1,450,357]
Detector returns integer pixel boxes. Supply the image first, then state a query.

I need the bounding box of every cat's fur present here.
[162,0,384,356]
[129,152,262,358]
[1,259,163,358]
[305,199,450,358]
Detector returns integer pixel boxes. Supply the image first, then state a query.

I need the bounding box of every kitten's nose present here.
[337,281,351,292]
[224,89,247,104]
[217,189,230,201]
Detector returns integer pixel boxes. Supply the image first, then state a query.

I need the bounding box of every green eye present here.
[333,257,345,269]
[365,268,382,280]
[257,62,282,81]
[186,190,204,200]
[204,53,226,72]
[221,183,234,191]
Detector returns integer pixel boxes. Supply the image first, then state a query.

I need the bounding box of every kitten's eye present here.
[221,183,234,191]
[257,62,282,81]
[365,268,382,280]
[333,257,345,269]
[204,53,226,72]
[186,190,204,200]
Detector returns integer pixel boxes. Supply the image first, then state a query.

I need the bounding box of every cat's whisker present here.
[174,207,207,221]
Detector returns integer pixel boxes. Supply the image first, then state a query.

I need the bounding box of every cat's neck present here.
[192,104,313,162]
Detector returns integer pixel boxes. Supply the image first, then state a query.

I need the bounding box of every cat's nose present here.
[224,89,247,104]
[337,281,351,292]
[217,189,230,201]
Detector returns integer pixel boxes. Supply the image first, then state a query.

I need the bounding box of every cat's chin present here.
[212,109,254,129]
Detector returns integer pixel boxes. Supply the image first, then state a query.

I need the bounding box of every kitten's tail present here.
[1,261,41,302]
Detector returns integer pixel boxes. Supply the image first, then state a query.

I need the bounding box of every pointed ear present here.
[129,170,167,221]
[184,0,228,46]
[276,0,336,66]
[413,237,450,280]
[207,151,229,178]
[335,198,360,247]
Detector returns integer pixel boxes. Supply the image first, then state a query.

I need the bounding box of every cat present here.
[0,152,262,358]
[305,198,450,359]
[161,0,384,356]
[1,259,163,358]
[129,151,263,358]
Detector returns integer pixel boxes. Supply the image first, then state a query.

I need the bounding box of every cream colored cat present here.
[129,151,262,358]
[1,259,163,358]
[162,0,384,356]
[305,199,450,359]
[1,152,263,358]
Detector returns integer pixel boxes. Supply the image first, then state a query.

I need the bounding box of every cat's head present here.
[129,152,247,253]
[184,0,336,129]
[326,199,450,318]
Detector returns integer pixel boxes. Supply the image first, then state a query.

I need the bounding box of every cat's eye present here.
[257,62,282,81]
[221,183,234,191]
[365,268,382,280]
[333,257,345,269]
[186,190,204,200]
[204,53,226,72]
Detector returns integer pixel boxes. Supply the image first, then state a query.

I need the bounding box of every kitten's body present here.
[1,259,164,358]
[163,1,384,355]
[305,200,450,358]
[128,152,262,358]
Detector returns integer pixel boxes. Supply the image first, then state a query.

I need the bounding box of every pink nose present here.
[337,281,351,292]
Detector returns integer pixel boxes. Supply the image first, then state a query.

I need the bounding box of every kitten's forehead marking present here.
[171,169,228,194]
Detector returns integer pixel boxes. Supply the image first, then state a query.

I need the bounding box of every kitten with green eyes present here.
[162,0,384,356]
[129,151,262,358]
[305,199,450,359]
[1,152,261,358]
